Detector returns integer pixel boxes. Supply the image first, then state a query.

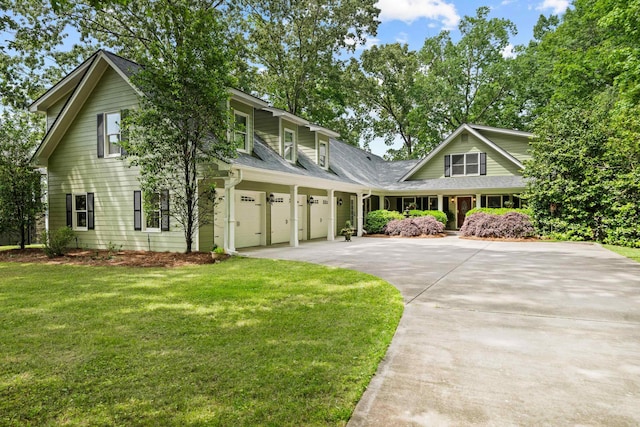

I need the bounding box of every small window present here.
[487,195,502,208]
[74,194,88,230]
[450,153,481,177]
[105,112,121,156]
[234,111,249,152]
[318,141,327,168]
[283,129,295,162]
[145,193,161,231]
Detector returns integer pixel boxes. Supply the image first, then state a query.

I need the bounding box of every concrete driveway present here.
[240,237,640,426]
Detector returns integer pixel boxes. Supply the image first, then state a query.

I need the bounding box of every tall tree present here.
[408,7,518,157]
[243,0,380,145]
[347,43,422,158]
[0,109,44,248]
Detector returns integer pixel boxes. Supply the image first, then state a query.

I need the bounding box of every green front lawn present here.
[0,258,403,426]
[603,244,640,263]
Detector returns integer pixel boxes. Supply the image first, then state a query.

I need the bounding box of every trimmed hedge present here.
[408,210,448,225]
[460,211,535,239]
[384,216,445,237]
[465,207,532,217]
[365,210,404,234]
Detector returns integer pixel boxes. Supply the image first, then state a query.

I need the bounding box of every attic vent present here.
[461,133,468,142]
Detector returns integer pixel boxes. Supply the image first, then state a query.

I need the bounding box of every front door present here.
[457,196,472,229]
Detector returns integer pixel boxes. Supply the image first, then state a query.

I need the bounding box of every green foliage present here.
[408,210,447,225]
[466,208,532,217]
[0,110,45,249]
[213,246,225,255]
[365,210,404,234]
[42,226,75,257]
[245,0,380,147]
[0,258,403,425]
[114,1,235,253]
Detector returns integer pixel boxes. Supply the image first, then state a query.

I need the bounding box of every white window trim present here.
[144,193,162,232]
[104,111,122,158]
[318,140,328,169]
[451,152,480,177]
[233,110,250,153]
[283,127,296,163]
[73,193,88,231]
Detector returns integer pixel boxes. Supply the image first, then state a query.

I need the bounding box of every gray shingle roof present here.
[103,50,141,78]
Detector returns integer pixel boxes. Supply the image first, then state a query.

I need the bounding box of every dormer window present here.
[233,111,250,153]
[318,141,327,168]
[283,128,295,162]
[105,112,121,156]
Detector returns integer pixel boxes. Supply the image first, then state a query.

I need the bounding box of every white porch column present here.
[357,192,364,237]
[437,194,444,211]
[476,193,482,208]
[327,189,335,241]
[224,184,236,254]
[289,185,299,247]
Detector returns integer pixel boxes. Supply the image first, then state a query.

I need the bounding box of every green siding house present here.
[30,50,532,252]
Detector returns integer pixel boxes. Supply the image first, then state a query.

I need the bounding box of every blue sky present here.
[366,0,570,155]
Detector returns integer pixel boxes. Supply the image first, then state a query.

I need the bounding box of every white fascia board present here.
[29,53,98,113]
[466,126,524,170]
[262,107,310,126]
[229,88,269,108]
[468,123,533,138]
[305,124,340,139]
[237,164,367,193]
[399,125,469,182]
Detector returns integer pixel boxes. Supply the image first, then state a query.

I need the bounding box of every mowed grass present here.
[603,244,640,263]
[0,257,403,426]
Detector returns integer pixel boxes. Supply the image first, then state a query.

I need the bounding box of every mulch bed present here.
[0,248,220,268]
[362,233,448,238]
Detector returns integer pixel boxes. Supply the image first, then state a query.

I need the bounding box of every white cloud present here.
[376,0,460,29]
[536,0,569,14]
[501,43,516,58]
[396,32,409,44]
[501,0,516,5]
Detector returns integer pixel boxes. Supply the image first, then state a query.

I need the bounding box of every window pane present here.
[75,195,86,210]
[429,197,438,211]
[488,196,502,208]
[284,143,293,160]
[466,164,478,174]
[319,143,327,167]
[77,212,87,227]
[284,130,294,143]
[452,154,464,166]
[106,113,120,134]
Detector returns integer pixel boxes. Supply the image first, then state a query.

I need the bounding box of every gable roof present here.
[399,124,532,182]
[31,50,142,166]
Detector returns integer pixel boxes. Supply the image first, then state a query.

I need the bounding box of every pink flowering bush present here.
[460,212,534,238]
[384,216,445,237]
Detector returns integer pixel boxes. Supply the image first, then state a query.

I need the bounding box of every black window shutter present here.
[87,193,95,230]
[66,194,73,227]
[120,109,129,156]
[97,114,104,158]
[444,155,451,177]
[481,195,487,208]
[134,191,142,231]
[161,190,170,231]
[480,152,487,175]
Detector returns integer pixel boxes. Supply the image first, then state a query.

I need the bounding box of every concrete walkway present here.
[240,237,640,426]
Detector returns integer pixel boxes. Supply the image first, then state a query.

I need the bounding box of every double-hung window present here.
[318,141,328,168]
[66,192,94,231]
[105,112,121,156]
[283,129,295,162]
[134,190,169,232]
[445,153,485,177]
[233,111,249,153]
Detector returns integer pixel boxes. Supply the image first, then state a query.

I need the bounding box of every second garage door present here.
[235,190,265,248]
[309,196,330,239]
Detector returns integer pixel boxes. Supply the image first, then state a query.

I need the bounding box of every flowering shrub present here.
[365,210,404,234]
[460,212,535,238]
[384,216,445,237]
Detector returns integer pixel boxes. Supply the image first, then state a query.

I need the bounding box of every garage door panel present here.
[310,196,330,239]
[270,193,290,244]
[235,191,264,248]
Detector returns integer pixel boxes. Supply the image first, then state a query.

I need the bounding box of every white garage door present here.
[270,193,290,244]
[310,196,330,239]
[235,190,264,248]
